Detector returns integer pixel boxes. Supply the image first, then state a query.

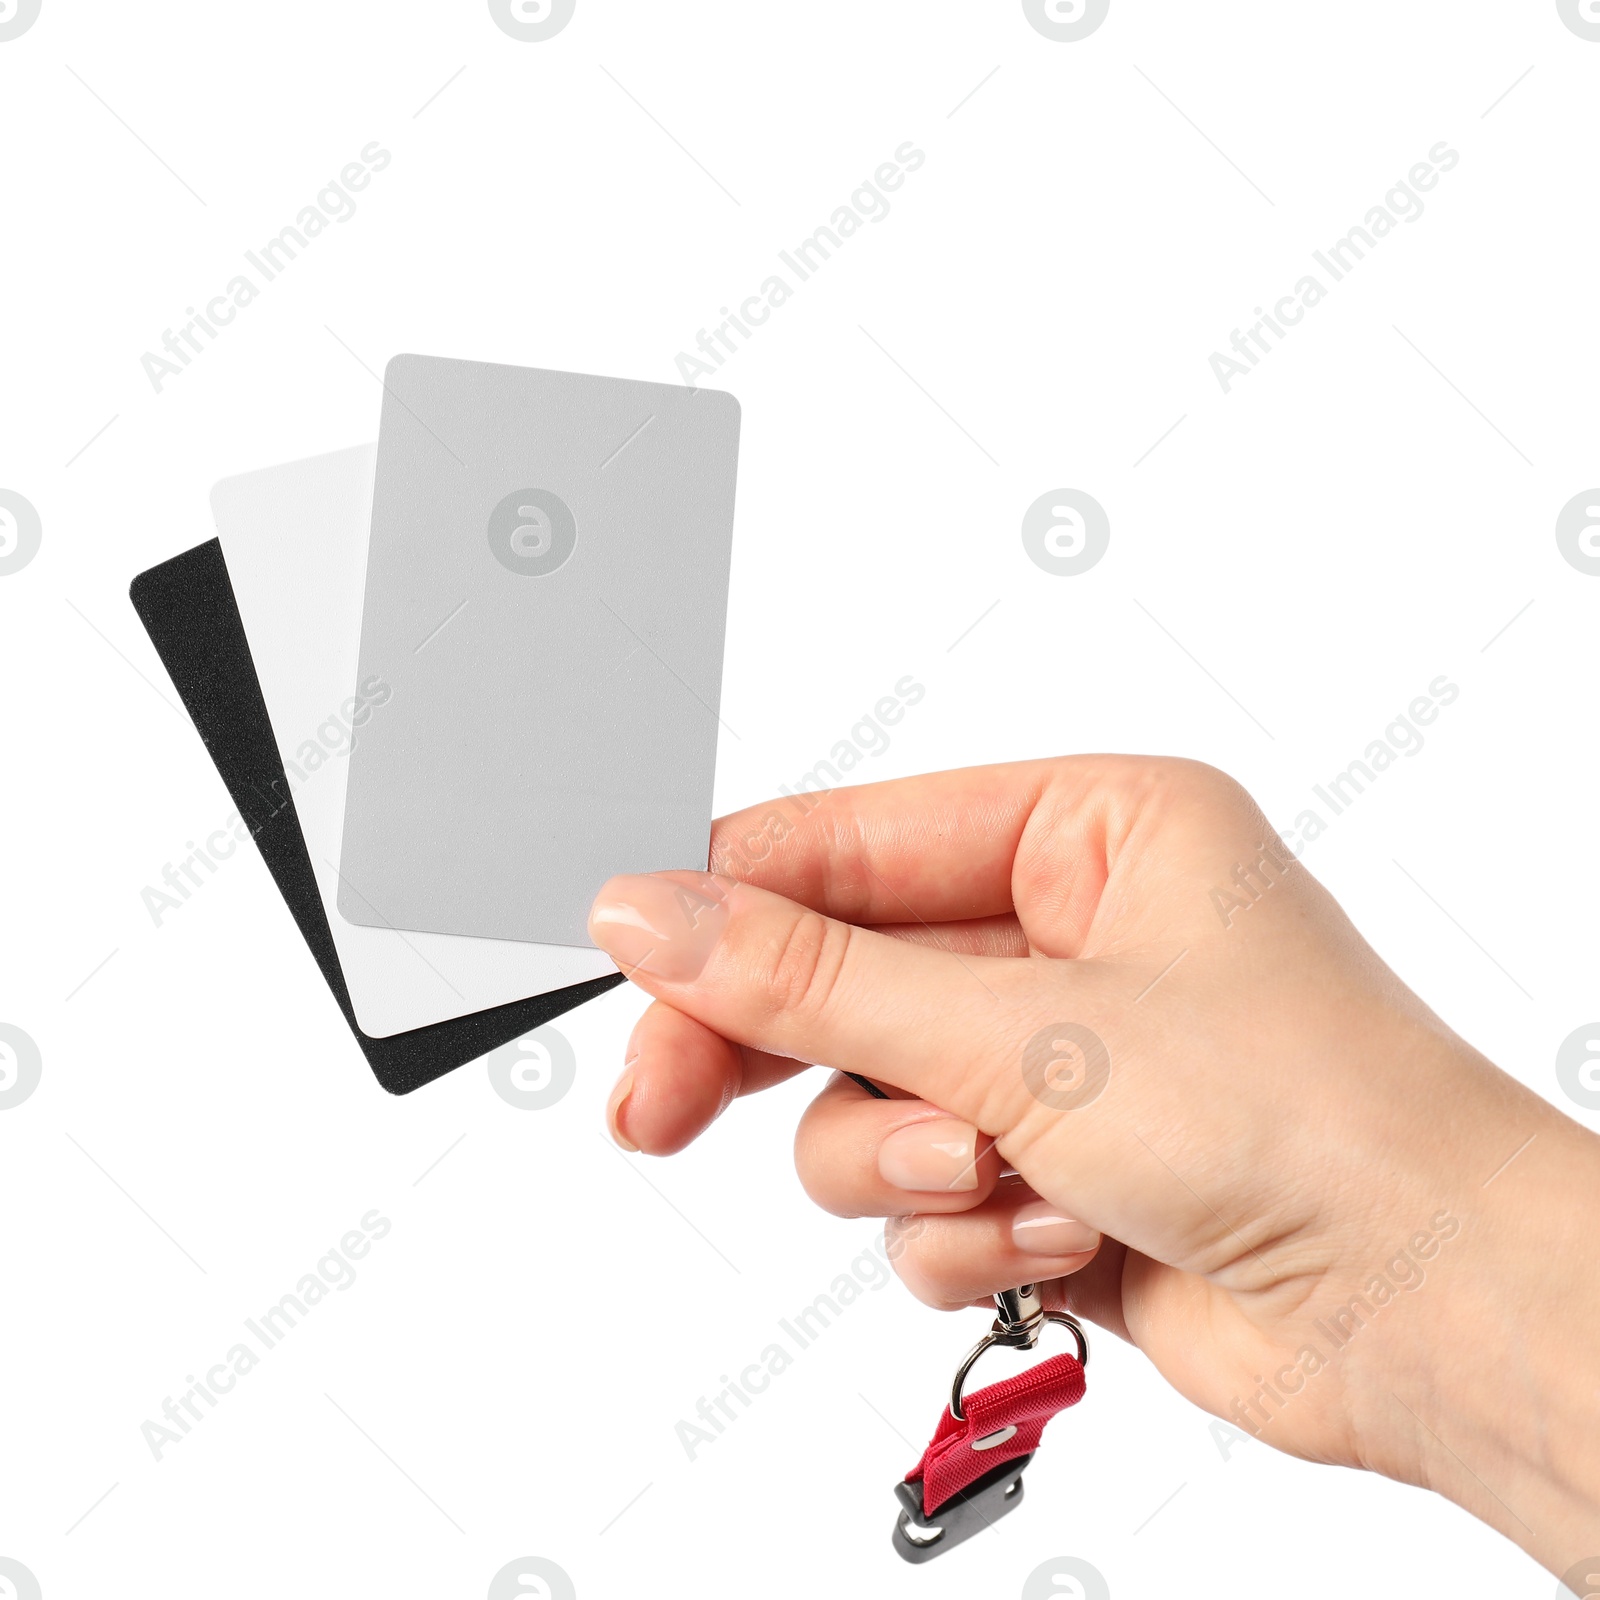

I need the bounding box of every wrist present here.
[1349,1094,1600,1575]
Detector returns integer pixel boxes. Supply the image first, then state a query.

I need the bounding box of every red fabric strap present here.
[904,1352,1086,1516]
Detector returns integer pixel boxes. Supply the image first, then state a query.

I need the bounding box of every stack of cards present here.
[132,355,742,1094]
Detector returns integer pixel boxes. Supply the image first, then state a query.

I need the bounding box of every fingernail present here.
[588,873,730,983]
[606,1064,639,1153]
[1011,1199,1100,1256]
[878,1118,981,1193]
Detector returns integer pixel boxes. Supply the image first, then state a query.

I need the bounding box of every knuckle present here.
[884,1217,933,1298]
[812,789,880,924]
[792,1113,858,1218]
[1074,757,1268,863]
[1163,756,1255,814]
[758,908,854,1024]
[883,1216,963,1309]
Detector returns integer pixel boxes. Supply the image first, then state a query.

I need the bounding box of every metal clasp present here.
[950,1286,1088,1421]
[992,1284,1048,1347]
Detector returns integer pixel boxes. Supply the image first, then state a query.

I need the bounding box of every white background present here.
[3,2,1598,1597]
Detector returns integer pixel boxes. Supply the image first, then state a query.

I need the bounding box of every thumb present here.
[587,870,1048,1129]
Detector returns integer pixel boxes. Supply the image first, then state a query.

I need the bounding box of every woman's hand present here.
[586,756,1600,1578]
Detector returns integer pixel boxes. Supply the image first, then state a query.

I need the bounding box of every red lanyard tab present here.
[906,1349,1087,1516]
[892,1286,1090,1562]
[838,1082,1097,1563]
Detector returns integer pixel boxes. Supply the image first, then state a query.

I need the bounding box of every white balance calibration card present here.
[338,355,741,948]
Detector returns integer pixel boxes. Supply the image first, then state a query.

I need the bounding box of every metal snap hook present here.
[949,1312,1088,1421]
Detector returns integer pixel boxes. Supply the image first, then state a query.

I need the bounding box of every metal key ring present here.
[949,1312,1088,1421]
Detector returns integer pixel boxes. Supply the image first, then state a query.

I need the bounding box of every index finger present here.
[709,758,1062,926]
